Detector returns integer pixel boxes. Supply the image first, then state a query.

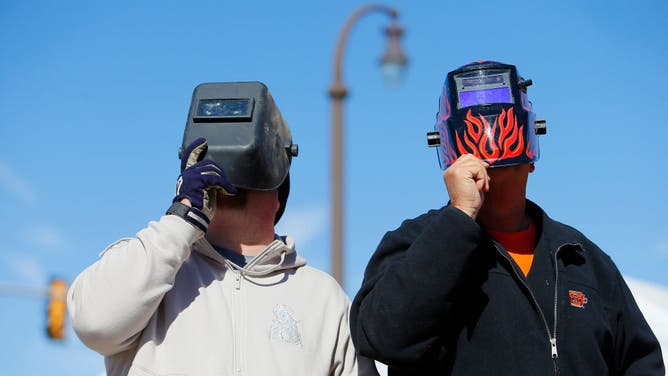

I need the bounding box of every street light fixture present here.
[329,4,407,287]
[380,21,408,86]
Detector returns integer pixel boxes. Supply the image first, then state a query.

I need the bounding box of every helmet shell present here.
[434,61,540,169]
[180,81,297,223]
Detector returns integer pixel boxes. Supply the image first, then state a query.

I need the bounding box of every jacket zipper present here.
[494,244,568,375]
[550,247,563,375]
[233,270,243,374]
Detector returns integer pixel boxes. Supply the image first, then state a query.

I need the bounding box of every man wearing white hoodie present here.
[68,82,375,376]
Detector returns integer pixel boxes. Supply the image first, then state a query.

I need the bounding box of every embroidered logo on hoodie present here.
[270,304,302,347]
[569,290,588,308]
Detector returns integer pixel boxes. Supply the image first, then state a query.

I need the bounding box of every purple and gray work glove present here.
[173,137,237,232]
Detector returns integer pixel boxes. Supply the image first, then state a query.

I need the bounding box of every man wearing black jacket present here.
[350,61,664,375]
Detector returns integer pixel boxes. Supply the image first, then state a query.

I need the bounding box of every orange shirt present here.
[486,219,537,277]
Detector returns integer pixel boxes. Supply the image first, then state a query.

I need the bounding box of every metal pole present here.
[329,4,398,288]
[329,84,346,287]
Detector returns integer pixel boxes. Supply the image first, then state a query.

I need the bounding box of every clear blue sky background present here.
[1,1,667,374]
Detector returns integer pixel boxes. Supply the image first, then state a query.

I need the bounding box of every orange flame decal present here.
[455,108,525,165]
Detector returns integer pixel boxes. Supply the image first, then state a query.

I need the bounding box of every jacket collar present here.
[527,199,585,255]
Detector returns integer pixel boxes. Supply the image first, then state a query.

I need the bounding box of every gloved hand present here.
[170,137,237,232]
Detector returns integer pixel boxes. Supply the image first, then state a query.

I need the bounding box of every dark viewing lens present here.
[459,87,512,107]
[196,99,252,118]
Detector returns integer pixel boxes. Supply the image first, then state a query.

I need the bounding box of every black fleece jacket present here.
[350,201,664,375]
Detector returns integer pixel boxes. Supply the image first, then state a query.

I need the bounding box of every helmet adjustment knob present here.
[427,131,441,147]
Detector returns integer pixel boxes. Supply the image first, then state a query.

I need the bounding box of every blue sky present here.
[1,1,667,374]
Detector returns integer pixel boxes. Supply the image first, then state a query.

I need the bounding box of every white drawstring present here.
[222,239,290,277]
[234,251,287,277]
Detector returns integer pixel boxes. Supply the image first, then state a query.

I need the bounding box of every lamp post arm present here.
[330,4,398,96]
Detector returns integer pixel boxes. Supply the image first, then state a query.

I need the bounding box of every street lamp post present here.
[328,4,407,287]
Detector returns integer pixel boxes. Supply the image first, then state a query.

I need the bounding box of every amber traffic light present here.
[46,279,68,340]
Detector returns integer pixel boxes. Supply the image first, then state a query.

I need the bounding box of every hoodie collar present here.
[193,236,307,277]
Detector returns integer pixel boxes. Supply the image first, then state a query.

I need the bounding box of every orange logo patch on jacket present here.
[569,290,588,308]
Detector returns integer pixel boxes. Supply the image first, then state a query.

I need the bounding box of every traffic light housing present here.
[46,278,68,340]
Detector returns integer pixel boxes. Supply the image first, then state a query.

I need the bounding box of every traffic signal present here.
[46,278,68,340]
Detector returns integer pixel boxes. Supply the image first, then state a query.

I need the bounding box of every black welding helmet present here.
[180,81,298,223]
[427,61,546,169]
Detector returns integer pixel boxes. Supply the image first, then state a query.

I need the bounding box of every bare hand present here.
[443,154,490,219]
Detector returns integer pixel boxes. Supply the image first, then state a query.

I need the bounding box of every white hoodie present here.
[68,215,376,376]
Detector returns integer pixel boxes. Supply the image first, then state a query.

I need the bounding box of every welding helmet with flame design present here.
[427,61,546,169]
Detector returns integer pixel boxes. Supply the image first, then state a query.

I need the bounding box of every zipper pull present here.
[550,337,558,359]
[235,272,241,290]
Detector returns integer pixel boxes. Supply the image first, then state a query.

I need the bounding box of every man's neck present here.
[475,163,532,232]
[204,190,280,256]
[206,212,276,256]
[477,195,528,232]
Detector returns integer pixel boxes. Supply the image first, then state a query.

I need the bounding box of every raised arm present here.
[350,205,489,369]
[68,138,236,355]
[67,216,200,355]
